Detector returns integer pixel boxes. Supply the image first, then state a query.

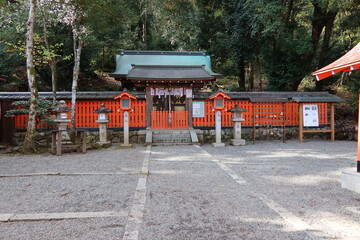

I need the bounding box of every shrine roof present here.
[194,91,343,103]
[109,50,221,78]
[0,91,342,103]
[127,65,214,81]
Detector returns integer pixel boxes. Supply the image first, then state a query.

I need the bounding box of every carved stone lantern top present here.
[93,104,112,123]
[54,100,71,123]
[93,104,113,114]
[53,100,71,113]
[228,104,247,113]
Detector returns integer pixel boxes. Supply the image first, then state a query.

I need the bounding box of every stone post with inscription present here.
[121,110,132,147]
[212,110,225,147]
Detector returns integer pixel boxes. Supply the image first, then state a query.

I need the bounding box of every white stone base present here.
[341,168,360,194]
[212,142,225,147]
[230,139,246,146]
[95,141,111,148]
[120,144,133,148]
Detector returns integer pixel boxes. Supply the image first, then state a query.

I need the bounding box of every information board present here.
[303,104,319,127]
[193,101,205,118]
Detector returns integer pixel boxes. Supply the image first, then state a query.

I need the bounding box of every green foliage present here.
[342,71,360,113]
[5,98,57,126]
[0,0,359,93]
[3,35,71,65]
[0,42,25,90]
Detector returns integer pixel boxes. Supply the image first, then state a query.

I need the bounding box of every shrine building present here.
[109,50,222,129]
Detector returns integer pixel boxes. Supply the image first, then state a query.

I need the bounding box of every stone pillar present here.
[228,104,247,146]
[121,111,132,147]
[97,119,109,145]
[212,110,225,147]
[93,104,112,147]
[230,119,246,146]
[54,100,71,143]
[57,120,71,142]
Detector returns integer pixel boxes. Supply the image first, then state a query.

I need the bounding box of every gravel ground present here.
[0,145,146,240]
[0,140,359,239]
[203,140,360,240]
[1,217,127,240]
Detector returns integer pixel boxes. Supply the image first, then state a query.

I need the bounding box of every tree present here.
[39,0,89,128]
[224,0,255,90]
[68,0,87,129]
[6,98,56,127]
[23,0,38,152]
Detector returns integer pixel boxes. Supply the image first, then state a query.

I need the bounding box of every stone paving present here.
[0,140,359,240]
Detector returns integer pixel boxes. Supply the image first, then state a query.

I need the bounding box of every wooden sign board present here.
[193,101,204,118]
[303,104,319,127]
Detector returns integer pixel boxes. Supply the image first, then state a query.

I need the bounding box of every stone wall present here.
[11,129,144,150]
[197,125,356,143]
[198,127,298,143]
[9,119,357,150]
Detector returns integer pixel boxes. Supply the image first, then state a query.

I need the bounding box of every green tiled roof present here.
[110,50,221,77]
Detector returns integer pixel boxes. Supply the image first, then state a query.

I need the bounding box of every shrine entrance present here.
[151,88,189,129]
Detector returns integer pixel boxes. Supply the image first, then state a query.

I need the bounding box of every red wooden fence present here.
[14,99,329,129]
[151,111,188,129]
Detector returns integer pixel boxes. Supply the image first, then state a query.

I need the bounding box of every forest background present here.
[0,0,360,100]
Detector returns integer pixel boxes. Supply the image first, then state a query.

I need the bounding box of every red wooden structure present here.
[313,42,360,172]
[13,99,329,130]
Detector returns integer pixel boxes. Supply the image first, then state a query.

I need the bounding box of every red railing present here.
[14,99,328,129]
[151,111,188,129]
[193,100,328,127]
[14,99,147,129]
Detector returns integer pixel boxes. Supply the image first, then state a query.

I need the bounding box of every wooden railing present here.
[14,99,147,129]
[151,111,188,129]
[14,99,328,129]
[193,101,328,127]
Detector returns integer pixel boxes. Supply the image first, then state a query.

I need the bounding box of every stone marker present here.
[212,110,225,147]
[93,104,112,147]
[121,110,132,147]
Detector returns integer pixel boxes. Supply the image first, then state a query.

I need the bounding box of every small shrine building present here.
[109,50,222,129]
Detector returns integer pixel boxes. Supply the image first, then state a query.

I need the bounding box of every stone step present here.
[151,142,193,146]
[152,138,192,143]
[153,133,191,139]
[152,130,190,134]
[148,129,197,145]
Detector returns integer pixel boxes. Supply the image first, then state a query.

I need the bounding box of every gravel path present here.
[0,140,359,239]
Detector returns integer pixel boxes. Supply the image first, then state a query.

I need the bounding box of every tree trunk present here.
[256,58,262,91]
[248,62,254,91]
[315,11,337,91]
[311,2,327,54]
[50,61,58,103]
[71,32,83,129]
[238,57,246,91]
[42,13,58,103]
[23,0,38,153]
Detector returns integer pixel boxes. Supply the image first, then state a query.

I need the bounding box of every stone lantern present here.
[228,104,247,146]
[53,100,71,142]
[93,104,112,146]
